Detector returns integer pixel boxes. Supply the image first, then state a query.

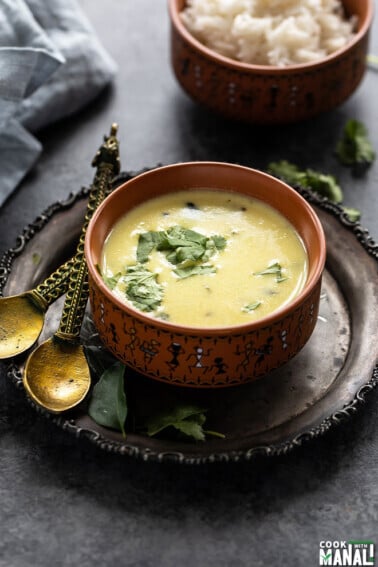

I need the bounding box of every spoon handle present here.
[28,159,120,311]
[54,124,120,343]
[29,257,75,311]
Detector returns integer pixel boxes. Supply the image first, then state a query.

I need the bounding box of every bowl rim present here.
[85,161,327,336]
[168,0,374,73]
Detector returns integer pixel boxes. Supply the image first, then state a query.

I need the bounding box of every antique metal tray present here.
[1,171,377,464]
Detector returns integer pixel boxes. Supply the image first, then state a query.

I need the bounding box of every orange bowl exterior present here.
[169,0,373,124]
[85,162,326,388]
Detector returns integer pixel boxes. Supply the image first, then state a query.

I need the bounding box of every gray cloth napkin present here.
[0,0,117,207]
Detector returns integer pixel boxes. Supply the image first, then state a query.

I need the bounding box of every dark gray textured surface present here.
[0,2,377,566]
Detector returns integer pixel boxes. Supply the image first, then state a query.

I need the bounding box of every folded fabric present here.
[0,0,117,207]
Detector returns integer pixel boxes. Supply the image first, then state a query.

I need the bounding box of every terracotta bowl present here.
[85,162,326,388]
[169,0,373,124]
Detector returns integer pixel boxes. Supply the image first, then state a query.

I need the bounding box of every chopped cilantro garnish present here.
[136,225,226,279]
[242,301,262,313]
[124,264,163,312]
[254,262,287,283]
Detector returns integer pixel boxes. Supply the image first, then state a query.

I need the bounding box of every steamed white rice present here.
[180,0,357,66]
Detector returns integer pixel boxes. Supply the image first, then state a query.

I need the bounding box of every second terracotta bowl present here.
[85,162,326,388]
[169,0,374,124]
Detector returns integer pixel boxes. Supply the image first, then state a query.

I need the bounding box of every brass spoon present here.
[0,258,74,359]
[23,124,120,413]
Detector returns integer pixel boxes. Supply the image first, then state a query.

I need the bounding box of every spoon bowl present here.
[0,258,74,360]
[23,338,90,413]
[0,293,45,358]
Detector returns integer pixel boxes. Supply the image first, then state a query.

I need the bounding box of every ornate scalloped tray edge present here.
[1,169,378,465]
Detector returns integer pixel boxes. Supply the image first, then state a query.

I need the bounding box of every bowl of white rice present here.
[169,0,374,123]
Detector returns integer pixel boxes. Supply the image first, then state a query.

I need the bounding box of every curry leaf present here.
[146,405,208,441]
[88,361,127,437]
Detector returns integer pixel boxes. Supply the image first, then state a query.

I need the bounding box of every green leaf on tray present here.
[146,405,214,442]
[336,119,375,174]
[267,160,343,204]
[342,206,361,223]
[88,361,127,437]
[303,169,343,204]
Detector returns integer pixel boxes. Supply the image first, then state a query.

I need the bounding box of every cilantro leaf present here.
[136,231,161,263]
[211,235,227,250]
[304,169,343,204]
[342,206,361,222]
[88,361,127,437]
[124,264,163,312]
[136,225,226,275]
[336,119,375,174]
[174,264,217,279]
[242,301,262,313]
[96,264,122,290]
[267,160,343,203]
[267,160,307,187]
[254,262,287,283]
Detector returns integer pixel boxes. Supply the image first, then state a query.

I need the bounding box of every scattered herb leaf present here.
[342,207,361,222]
[242,301,262,313]
[254,262,287,283]
[267,160,343,203]
[145,405,222,442]
[32,252,41,266]
[335,119,375,175]
[267,160,362,220]
[95,264,121,290]
[104,273,122,290]
[303,169,343,204]
[88,361,127,437]
[136,231,161,263]
[174,264,216,279]
[124,264,163,312]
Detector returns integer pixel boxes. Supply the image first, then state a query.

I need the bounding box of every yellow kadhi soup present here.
[101,190,308,328]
